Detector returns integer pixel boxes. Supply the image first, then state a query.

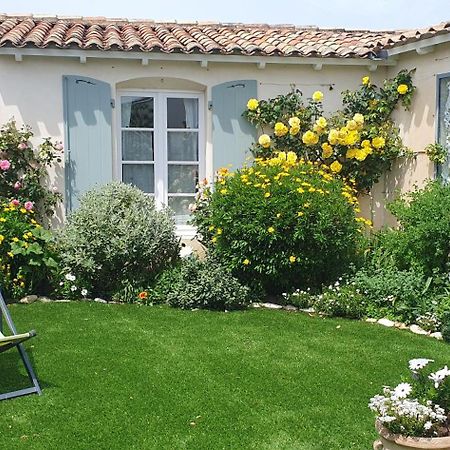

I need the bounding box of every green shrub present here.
[385,181,450,275]
[192,153,363,294]
[0,200,58,299]
[313,282,366,319]
[58,182,179,298]
[166,257,250,310]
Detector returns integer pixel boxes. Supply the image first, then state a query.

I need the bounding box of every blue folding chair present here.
[0,290,42,400]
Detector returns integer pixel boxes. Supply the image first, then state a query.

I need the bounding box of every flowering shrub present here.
[0,120,62,220]
[192,152,366,293]
[369,359,450,437]
[57,182,179,299]
[0,200,58,299]
[244,70,415,192]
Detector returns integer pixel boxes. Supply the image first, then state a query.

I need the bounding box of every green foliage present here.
[0,201,58,299]
[0,120,62,220]
[166,257,250,310]
[243,70,415,192]
[192,155,362,294]
[385,181,450,275]
[57,181,180,299]
[425,143,447,164]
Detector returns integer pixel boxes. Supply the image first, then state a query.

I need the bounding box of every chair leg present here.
[17,343,42,395]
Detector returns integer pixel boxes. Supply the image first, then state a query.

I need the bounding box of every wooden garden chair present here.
[0,290,42,400]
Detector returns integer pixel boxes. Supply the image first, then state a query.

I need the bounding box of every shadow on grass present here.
[0,347,51,397]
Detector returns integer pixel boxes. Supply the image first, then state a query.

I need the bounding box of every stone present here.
[365,318,377,323]
[377,318,395,327]
[37,297,52,303]
[398,323,409,330]
[410,324,429,335]
[299,307,315,313]
[282,305,298,312]
[260,302,283,309]
[251,303,262,308]
[94,298,107,304]
[54,299,71,303]
[430,332,443,340]
[19,295,38,304]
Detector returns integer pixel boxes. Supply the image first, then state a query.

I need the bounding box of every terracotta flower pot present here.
[374,420,450,450]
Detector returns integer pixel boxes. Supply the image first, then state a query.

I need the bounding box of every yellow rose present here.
[277,151,287,161]
[321,143,333,159]
[302,130,319,146]
[289,125,300,136]
[274,122,288,137]
[258,134,271,148]
[344,130,360,146]
[312,91,324,102]
[397,84,408,95]
[247,98,259,110]
[361,139,371,148]
[346,148,357,159]
[288,117,300,127]
[0,234,4,244]
[289,255,296,263]
[346,119,357,131]
[330,160,342,173]
[354,149,368,161]
[353,113,364,125]
[286,151,297,164]
[267,226,275,233]
[328,129,339,145]
[362,76,370,85]
[316,117,327,128]
[243,258,251,265]
[372,136,386,149]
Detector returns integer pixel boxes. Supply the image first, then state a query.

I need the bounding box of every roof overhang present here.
[382,33,450,58]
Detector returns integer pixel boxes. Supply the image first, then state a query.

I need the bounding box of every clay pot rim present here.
[376,420,450,448]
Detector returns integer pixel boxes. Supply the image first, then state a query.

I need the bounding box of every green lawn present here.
[1,303,449,450]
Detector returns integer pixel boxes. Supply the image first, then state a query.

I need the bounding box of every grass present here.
[0,302,449,450]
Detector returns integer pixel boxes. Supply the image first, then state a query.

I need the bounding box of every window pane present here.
[122,164,154,193]
[439,77,450,180]
[168,165,198,193]
[122,130,154,161]
[167,132,198,161]
[167,98,198,129]
[168,196,195,225]
[121,96,154,128]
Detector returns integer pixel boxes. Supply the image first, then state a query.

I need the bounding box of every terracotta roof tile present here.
[0,14,448,58]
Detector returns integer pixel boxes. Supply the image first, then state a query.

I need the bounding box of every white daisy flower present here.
[409,359,434,372]
[393,382,412,399]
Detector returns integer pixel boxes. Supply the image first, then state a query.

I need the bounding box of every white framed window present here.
[118,90,204,233]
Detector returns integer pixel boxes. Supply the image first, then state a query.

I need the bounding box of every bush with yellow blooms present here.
[191,152,366,294]
[244,69,415,192]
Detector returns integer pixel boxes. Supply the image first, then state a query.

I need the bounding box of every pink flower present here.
[11,199,20,206]
[0,160,11,170]
[18,142,28,150]
[54,143,64,151]
[24,201,34,211]
[14,181,21,190]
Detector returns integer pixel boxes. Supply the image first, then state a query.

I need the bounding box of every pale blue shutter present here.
[63,75,113,211]
[212,80,257,173]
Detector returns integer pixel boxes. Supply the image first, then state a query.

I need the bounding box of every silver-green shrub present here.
[58,181,179,298]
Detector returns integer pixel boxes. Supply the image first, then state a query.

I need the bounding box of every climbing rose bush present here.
[244,69,415,192]
[192,152,367,294]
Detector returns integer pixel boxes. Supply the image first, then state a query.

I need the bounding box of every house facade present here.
[0,15,449,234]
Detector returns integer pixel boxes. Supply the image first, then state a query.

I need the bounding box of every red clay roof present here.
[0,14,448,59]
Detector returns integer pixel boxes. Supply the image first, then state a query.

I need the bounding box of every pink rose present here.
[54,143,64,151]
[24,201,34,211]
[14,181,21,190]
[11,199,20,206]
[18,142,28,150]
[0,160,11,170]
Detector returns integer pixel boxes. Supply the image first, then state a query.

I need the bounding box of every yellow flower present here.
[303,202,310,208]
[328,129,339,145]
[289,125,300,136]
[267,226,275,233]
[208,225,215,231]
[277,151,287,161]
[346,148,357,159]
[361,139,371,148]
[316,117,327,129]
[330,160,342,173]
[247,98,259,110]
[211,236,217,243]
[0,217,5,222]
[397,84,408,95]
[286,151,297,164]
[353,113,364,125]
[289,255,296,263]
[288,117,300,127]
[0,235,4,244]
[302,130,319,146]
[372,136,386,149]
[346,119,357,131]
[7,252,13,258]
[362,76,370,85]
[216,228,222,235]
[274,122,288,137]
[312,91,324,102]
[243,258,251,265]
[297,211,304,217]
[264,192,271,198]
[276,213,281,218]
[12,237,19,243]
[321,143,333,159]
[220,189,228,195]
[258,134,271,148]
[20,208,27,214]
[354,149,368,161]
[344,130,360,146]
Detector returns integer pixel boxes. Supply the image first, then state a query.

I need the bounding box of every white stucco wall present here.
[0,43,448,227]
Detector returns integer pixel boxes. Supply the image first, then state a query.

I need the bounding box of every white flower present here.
[429,366,450,388]
[70,285,77,292]
[65,273,76,282]
[81,288,88,297]
[424,421,432,430]
[393,383,412,399]
[179,245,194,258]
[409,359,434,372]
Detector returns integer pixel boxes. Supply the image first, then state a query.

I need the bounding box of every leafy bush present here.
[0,120,62,220]
[244,70,415,192]
[166,257,250,310]
[58,182,179,298]
[384,181,450,275]
[192,152,364,294]
[313,282,366,319]
[0,200,58,299]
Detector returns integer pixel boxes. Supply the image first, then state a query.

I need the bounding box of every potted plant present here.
[369,359,450,449]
